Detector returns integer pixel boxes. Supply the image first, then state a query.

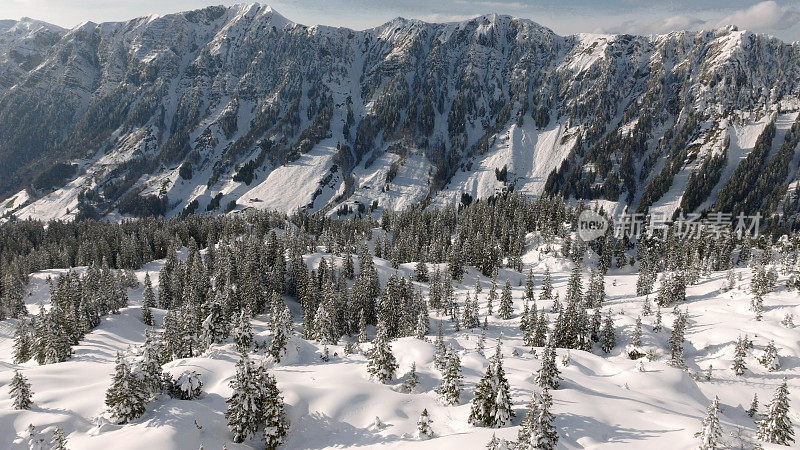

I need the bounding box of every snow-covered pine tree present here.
[756,379,794,446]
[226,354,265,443]
[492,343,514,427]
[642,296,652,316]
[50,426,68,450]
[417,408,434,439]
[141,273,156,326]
[105,353,148,424]
[695,395,722,450]
[200,300,226,350]
[747,393,759,418]
[402,362,420,393]
[10,369,33,409]
[469,343,514,427]
[13,317,32,364]
[732,336,747,376]
[436,347,463,405]
[534,387,558,450]
[262,372,289,450]
[668,312,686,367]
[366,320,398,384]
[540,267,553,301]
[476,330,486,356]
[759,340,780,371]
[653,305,663,332]
[600,313,615,353]
[499,279,513,320]
[415,260,429,282]
[632,315,643,347]
[516,392,539,449]
[232,309,253,353]
[525,268,535,301]
[487,273,497,315]
[358,309,368,343]
[268,293,292,363]
[434,322,447,370]
[536,343,562,390]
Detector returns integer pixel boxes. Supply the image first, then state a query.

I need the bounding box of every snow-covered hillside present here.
[1,228,798,449]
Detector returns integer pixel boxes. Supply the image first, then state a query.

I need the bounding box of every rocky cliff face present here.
[1,4,799,229]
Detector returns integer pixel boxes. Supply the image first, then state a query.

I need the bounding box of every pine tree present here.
[487,273,497,315]
[540,267,553,300]
[200,300,226,350]
[50,426,68,450]
[415,311,428,339]
[534,387,558,450]
[434,322,447,370]
[10,370,33,409]
[268,293,292,363]
[476,330,486,356]
[436,348,463,405]
[367,321,398,384]
[13,318,32,364]
[653,305,663,332]
[536,343,562,390]
[358,309,368,343]
[732,336,747,376]
[233,309,253,353]
[516,392,539,449]
[759,340,780,371]
[748,393,759,418]
[499,279,513,320]
[226,354,266,443]
[417,408,434,439]
[632,316,643,347]
[642,296,652,316]
[668,312,686,367]
[262,372,289,450]
[756,379,794,446]
[600,313,615,353]
[695,396,722,450]
[105,353,148,424]
[469,343,514,428]
[402,362,420,393]
[141,273,156,326]
[415,261,429,282]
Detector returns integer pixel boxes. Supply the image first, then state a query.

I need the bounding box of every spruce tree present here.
[268,294,292,363]
[759,341,780,371]
[417,408,434,439]
[367,321,398,384]
[434,322,447,370]
[632,316,643,347]
[732,336,747,376]
[536,343,562,390]
[540,267,553,300]
[13,318,32,364]
[756,379,794,446]
[695,396,722,450]
[534,387,558,450]
[436,348,463,405]
[141,273,156,326]
[653,305,663,332]
[516,392,539,449]
[233,309,253,353]
[748,393,759,418]
[50,426,68,450]
[469,343,514,428]
[200,300,226,350]
[600,313,615,353]
[262,372,289,450]
[668,312,686,367]
[10,370,33,409]
[415,261,429,282]
[499,279,513,320]
[105,353,148,424]
[226,354,266,443]
[402,362,420,393]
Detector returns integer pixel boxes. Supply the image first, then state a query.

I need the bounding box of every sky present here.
[2,0,799,42]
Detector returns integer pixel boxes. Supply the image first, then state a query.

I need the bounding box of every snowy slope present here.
[1,236,798,449]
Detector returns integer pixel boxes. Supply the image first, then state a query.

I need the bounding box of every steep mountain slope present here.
[1,4,799,228]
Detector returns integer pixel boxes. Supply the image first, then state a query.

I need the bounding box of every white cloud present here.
[718,1,800,30]
[597,15,707,36]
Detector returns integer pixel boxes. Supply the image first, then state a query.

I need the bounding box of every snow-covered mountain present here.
[1,3,799,226]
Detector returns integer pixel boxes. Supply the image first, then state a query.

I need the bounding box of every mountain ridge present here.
[0,3,798,232]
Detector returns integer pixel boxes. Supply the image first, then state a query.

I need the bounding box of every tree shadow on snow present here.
[556,412,678,447]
